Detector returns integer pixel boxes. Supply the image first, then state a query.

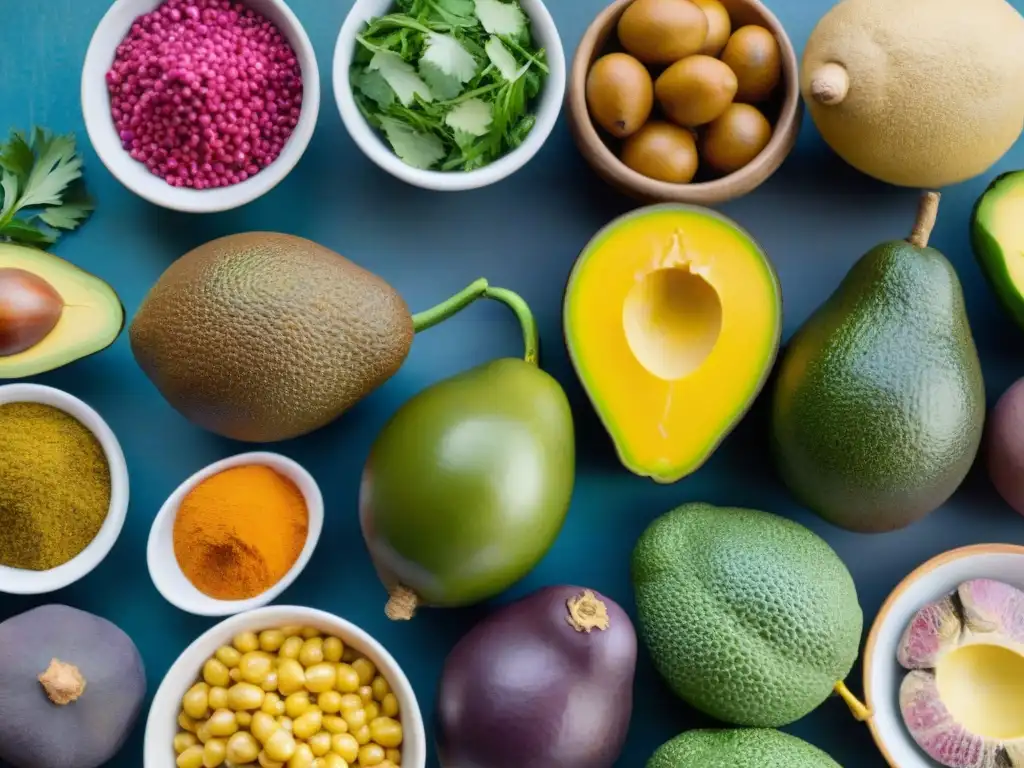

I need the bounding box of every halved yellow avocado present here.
[0,243,124,379]
[564,204,782,483]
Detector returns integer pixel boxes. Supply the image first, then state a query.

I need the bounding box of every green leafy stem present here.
[412,278,539,365]
[0,127,93,248]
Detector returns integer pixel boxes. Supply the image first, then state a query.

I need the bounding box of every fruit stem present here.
[908,191,941,248]
[834,680,871,722]
[385,584,419,621]
[411,278,539,365]
[809,63,849,105]
[39,658,86,705]
[566,590,611,633]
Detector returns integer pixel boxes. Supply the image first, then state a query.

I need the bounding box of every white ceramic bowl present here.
[147,451,324,616]
[0,383,130,595]
[81,0,321,213]
[850,544,1024,767]
[333,0,566,191]
[144,605,427,768]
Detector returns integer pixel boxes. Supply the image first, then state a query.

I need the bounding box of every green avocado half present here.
[0,243,124,379]
[972,170,1024,332]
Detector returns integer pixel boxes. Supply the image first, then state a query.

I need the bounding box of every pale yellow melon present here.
[802,0,1024,188]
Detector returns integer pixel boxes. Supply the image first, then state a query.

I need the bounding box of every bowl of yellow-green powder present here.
[0,383,130,595]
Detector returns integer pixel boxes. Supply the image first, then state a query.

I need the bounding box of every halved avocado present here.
[0,243,124,379]
[972,170,1024,332]
[564,204,782,484]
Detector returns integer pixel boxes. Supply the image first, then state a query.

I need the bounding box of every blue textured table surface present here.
[3,0,1024,766]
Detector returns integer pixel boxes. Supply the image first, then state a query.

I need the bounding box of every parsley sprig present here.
[350,0,548,172]
[0,128,94,249]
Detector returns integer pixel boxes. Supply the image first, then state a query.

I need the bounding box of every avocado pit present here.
[623,262,723,381]
[898,578,1024,767]
[0,268,63,356]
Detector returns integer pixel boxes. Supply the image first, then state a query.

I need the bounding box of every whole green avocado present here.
[772,192,985,533]
[359,285,575,620]
[647,729,842,768]
[632,502,862,727]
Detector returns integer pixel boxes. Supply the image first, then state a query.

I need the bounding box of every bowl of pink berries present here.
[82,0,320,214]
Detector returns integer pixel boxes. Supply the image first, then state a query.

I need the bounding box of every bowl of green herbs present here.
[334,0,565,190]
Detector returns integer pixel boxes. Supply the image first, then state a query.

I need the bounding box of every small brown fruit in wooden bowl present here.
[568,0,801,205]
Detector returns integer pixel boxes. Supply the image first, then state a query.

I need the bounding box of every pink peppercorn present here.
[106,0,303,191]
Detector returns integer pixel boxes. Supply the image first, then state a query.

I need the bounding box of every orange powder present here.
[173,464,308,600]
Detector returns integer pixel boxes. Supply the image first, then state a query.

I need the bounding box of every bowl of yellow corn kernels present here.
[144,605,426,768]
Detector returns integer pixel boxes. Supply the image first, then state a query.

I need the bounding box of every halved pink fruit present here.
[897,579,1024,768]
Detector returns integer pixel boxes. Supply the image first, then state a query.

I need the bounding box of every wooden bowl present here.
[567,0,802,205]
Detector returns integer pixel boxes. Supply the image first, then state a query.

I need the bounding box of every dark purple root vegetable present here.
[436,585,637,768]
[0,605,146,768]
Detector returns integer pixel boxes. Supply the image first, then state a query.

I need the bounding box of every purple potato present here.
[987,377,1024,516]
[436,585,637,768]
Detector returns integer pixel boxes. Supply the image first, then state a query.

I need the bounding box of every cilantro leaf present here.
[0,170,19,220]
[420,61,465,100]
[417,0,478,28]
[0,132,34,181]
[422,32,479,83]
[445,98,493,136]
[368,50,434,106]
[434,0,476,19]
[353,67,397,110]
[37,201,94,231]
[1,219,57,246]
[485,35,524,81]
[18,129,83,209]
[380,118,446,169]
[0,127,93,249]
[474,0,525,36]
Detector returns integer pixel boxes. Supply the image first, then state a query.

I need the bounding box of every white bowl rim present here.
[147,451,324,617]
[332,0,567,192]
[0,383,130,595]
[142,604,427,768]
[861,543,1024,768]
[81,0,322,214]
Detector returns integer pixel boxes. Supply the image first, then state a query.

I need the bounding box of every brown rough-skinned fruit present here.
[617,0,708,65]
[720,25,782,103]
[130,232,413,442]
[655,55,737,128]
[586,53,654,138]
[702,103,773,174]
[621,121,699,183]
[986,376,1024,516]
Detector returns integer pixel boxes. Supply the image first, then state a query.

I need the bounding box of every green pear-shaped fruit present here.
[772,192,985,532]
[359,281,575,620]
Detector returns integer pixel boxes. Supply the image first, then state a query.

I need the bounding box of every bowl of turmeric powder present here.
[147,451,324,617]
[0,383,131,595]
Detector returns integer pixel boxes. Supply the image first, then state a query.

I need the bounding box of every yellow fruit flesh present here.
[936,643,1024,740]
[565,207,781,483]
[0,244,122,377]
